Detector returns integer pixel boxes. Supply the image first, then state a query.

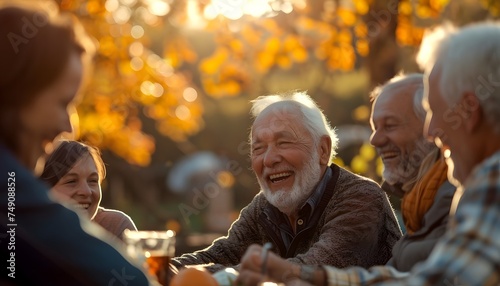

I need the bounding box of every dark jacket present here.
[0,145,150,285]
[172,164,402,272]
[386,181,456,271]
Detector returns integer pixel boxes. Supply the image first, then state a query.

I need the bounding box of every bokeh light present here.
[183,87,198,102]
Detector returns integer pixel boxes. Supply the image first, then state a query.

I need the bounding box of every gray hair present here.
[370,73,426,122]
[417,22,500,133]
[250,91,338,160]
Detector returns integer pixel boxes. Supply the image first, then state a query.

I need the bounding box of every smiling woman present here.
[40,140,137,241]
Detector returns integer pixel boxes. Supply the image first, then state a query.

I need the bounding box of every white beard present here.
[383,137,435,185]
[260,150,322,215]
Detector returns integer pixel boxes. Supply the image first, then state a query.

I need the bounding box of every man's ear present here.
[319,135,332,165]
[462,92,483,133]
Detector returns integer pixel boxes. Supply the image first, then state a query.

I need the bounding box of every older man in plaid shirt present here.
[237,21,500,286]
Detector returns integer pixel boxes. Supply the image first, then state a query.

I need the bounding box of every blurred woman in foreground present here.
[0,3,151,285]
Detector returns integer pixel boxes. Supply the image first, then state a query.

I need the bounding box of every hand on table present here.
[236,244,300,286]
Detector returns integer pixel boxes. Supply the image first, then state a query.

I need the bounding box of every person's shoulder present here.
[458,152,500,205]
[333,164,380,187]
[0,146,37,183]
[328,164,385,199]
[236,191,271,220]
[95,207,132,220]
[244,190,266,204]
[0,145,54,208]
[93,207,137,233]
[469,151,500,181]
[241,191,268,211]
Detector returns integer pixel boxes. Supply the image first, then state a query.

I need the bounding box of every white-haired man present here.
[370,73,455,272]
[171,92,402,273]
[238,22,500,286]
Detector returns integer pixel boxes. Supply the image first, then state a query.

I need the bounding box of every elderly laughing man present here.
[370,73,456,272]
[171,92,401,273]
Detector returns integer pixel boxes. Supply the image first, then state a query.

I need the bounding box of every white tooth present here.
[382,152,398,159]
[75,204,90,209]
[270,172,290,180]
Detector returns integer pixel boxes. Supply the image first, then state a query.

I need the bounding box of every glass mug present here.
[123,230,176,286]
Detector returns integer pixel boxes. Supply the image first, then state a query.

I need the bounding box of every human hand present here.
[236,244,299,286]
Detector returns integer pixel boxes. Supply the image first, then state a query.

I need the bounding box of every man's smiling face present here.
[251,103,323,214]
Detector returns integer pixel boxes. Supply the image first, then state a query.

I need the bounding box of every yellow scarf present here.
[401,157,448,234]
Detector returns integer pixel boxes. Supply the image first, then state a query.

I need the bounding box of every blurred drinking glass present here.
[123,230,176,286]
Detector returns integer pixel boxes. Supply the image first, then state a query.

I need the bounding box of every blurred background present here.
[8,0,499,253]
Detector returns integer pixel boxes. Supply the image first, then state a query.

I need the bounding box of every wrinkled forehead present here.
[253,101,303,127]
[372,86,414,115]
[251,102,305,139]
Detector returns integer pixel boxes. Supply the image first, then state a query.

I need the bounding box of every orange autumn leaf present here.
[337,8,357,26]
[356,39,369,56]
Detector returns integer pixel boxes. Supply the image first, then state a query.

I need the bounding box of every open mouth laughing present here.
[269,172,293,183]
[380,151,399,161]
[73,203,90,210]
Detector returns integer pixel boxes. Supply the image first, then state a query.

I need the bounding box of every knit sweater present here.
[172,164,402,273]
[93,207,137,242]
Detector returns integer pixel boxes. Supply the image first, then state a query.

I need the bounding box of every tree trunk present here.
[364,0,400,89]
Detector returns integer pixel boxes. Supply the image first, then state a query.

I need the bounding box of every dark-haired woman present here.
[41,140,137,241]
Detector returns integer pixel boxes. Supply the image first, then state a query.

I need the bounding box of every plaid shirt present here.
[324,150,500,286]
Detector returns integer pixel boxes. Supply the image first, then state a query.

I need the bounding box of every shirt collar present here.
[299,166,333,219]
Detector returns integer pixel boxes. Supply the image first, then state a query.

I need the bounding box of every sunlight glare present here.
[175,105,191,120]
[141,81,153,95]
[206,0,299,19]
[147,54,161,68]
[203,5,218,20]
[138,7,160,26]
[294,0,307,9]
[151,83,164,97]
[130,57,144,71]
[158,63,174,77]
[244,0,272,17]
[129,42,144,57]
[281,2,293,13]
[209,0,244,20]
[131,25,145,39]
[186,0,206,28]
[105,0,119,12]
[113,5,131,24]
[183,87,198,102]
[121,0,138,6]
[225,9,244,20]
[148,0,171,16]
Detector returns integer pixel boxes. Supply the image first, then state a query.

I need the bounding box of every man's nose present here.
[369,129,386,147]
[263,145,282,167]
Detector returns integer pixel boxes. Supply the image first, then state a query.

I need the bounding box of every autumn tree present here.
[49,0,499,167]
